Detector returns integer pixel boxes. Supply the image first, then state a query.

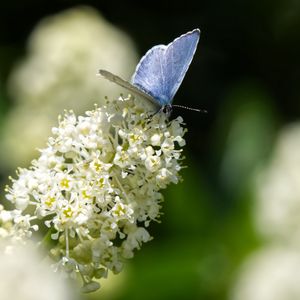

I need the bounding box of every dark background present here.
[0,1,299,299]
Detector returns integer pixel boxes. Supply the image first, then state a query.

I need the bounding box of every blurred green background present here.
[0,1,300,299]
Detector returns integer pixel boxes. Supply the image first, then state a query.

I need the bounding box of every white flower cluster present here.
[0,6,138,171]
[3,95,186,292]
[0,242,76,300]
[231,246,300,300]
[255,123,300,244]
[231,123,300,300]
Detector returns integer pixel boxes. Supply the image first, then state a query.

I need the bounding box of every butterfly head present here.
[161,104,173,116]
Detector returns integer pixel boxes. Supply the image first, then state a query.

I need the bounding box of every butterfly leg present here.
[146,108,161,120]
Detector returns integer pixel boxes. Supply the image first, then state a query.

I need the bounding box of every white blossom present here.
[255,123,300,245]
[4,95,186,291]
[0,242,76,300]
[231,246,300,300]
[0,6,138,170]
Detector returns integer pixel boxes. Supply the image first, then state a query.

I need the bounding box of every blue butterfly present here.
[99,29,204,114]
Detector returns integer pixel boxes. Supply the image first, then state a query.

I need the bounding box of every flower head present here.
[4,95,186,291]
[231,246,300,300]
[255,123,300,244]
[0,241,76,300]
[0,6,138,171]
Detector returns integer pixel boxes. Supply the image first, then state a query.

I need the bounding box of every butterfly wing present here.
[131,45,168,106]
[99,70,159,108]
[164,29,200,102]
[132,29,200,106]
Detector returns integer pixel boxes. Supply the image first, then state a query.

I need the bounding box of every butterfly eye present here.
[162,105,173,115]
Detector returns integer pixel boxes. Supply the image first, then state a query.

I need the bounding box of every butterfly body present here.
[99,29,201,113]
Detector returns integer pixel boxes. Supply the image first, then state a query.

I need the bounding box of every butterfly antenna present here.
[172,104,207,113]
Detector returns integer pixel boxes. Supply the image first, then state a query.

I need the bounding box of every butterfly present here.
[99,28,205,115]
